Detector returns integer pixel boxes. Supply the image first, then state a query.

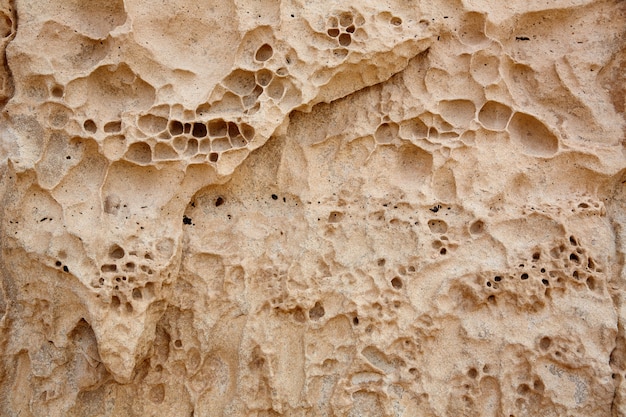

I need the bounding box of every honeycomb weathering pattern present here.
[0,0,624,416]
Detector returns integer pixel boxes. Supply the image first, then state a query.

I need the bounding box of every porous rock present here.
[0,0,624,416]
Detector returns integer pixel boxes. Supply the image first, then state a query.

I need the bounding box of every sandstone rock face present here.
[0,0,624,416]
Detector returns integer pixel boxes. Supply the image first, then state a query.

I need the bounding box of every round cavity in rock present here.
[459,12,488,46]
[243,85,264,108]
[428,219,448,234]
[240,123,255,141]
[401,117,429,138]
[185,138,199,156]
[222,69,257,96]
[83,119,97,134]
[192,122,207,138]
[478,101,512,130]
[327,28,340,37]
[390,17,402,26]
[309,301,325,320]
[208,119,228,137]
[374,122,398,144]
[469,220,484,235]
[255,43,274,62]
[103,135,127,160]
[109,244,125,259]
[230,135,247,148]
[104,121,122,133]
[50,85,64,98]
[125,142,152,164]
[169,120,183,135]
[154,142,178,160]
[45,103,71,128]
[333,48,348,59]
[138,114,168,134]
[508,112,558,157]
[352,27,368,41]
[255,69,273,87]
[199,138,211,153]
[338,33,352,47]
[227,122,240,139]
[328,211,343,223]
[211,137,231,152]
[195,103,210,117]
[339,12,353,27]
[470,51,500,86]
[172,136,187,152]
[391,277,403,289]
[266,78,285,100]
[438,100,476,127]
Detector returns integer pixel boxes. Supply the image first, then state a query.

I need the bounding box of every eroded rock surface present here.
[0,0,624,416]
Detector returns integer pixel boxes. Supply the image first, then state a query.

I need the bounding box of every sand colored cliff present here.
[0,0,624,416]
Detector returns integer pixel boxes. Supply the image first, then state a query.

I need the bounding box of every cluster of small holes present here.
[35,40,304,168]
[355,279,408,326]
[380,264,415,318]
[92,243,157,313]
[219,63,293,116]
[478,235,603,309]
[326,11,365,55]
[130,112,256,164]
[572,198,605,216]
[399,111,462,144]
[428,218,454,255]
[514,377,545,412]
[450,364,493,401]
[265,292,310,324]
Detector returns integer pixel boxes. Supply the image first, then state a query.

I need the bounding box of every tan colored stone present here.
[0,0,624,416]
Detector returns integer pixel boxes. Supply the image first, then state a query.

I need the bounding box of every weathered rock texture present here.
[0,0,625,415]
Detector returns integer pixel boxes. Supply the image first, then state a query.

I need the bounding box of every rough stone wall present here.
[0,0,624,416]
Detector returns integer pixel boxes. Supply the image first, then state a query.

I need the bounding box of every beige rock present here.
[0,0,624,416]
